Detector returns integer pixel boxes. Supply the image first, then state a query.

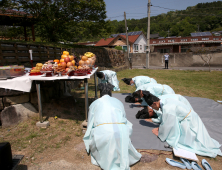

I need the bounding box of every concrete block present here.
[36,121,50,128]
[81,120,87,129]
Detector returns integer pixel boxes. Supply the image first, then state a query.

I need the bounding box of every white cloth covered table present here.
[0,68,97,92]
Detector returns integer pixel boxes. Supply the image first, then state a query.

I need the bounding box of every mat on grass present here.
[112,93,222,151]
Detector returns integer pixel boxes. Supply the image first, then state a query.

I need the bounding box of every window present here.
[213,38,219,40]
[144,45,147,52]
[157,49,170,53]
[181,46,190,53]
[168,39,175,42]
[181,39,187,42]
[122,46,128,51]
[202,38,209,40]
[159,40,165,43]
[191,38,198,41]
[118,38,122,40]
[134,44,138,51]
[153,41,156,43]
[140,45,142,50]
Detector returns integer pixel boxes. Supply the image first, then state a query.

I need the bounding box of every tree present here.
[15,0,109,42]
[190,47,217,72]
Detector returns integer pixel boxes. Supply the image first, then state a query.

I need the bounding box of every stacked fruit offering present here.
[78,52,96,70]
[30,63,43,75]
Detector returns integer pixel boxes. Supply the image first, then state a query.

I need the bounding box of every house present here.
[95,31,147,53]
[150,32,222,53]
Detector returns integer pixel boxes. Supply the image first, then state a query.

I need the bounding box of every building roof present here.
[95,37,115,46]
[95,34,141,46]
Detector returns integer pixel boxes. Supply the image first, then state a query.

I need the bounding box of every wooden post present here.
[24,25,27,41]
[31,24,35,42]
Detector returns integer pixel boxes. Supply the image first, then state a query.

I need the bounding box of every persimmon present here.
[61,54,68,59]
[54,59,59,64]
[81,56,88,61]
[63,51,69,55]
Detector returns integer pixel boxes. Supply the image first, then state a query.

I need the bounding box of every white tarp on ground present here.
[112,93,222,152]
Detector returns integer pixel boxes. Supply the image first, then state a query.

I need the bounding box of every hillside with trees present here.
[1,1,222,43]
[110,1,222,37]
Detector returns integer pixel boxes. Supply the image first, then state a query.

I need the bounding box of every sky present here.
[104,0,222,21]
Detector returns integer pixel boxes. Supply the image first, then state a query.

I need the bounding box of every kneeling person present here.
[96,70,120,91]
[135,91,222,158]
[83,93,141,169]
[122,76,157,89]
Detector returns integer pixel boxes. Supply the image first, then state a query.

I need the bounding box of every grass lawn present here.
[0,69,221,169]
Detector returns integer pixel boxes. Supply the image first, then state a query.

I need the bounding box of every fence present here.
[0,42,76,66]
[0,42,128,69]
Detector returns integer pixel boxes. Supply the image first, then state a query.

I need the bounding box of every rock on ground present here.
[1,103,38,127]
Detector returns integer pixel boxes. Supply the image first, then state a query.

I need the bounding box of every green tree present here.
[16,0,109,42]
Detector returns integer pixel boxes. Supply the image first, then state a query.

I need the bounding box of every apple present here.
[64,57,70,63]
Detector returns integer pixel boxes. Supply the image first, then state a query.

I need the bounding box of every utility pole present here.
[124,12,131,69]
[146,0,151,69]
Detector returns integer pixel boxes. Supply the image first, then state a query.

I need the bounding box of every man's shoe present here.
[201,159,212,170]
[165,158,186,169]
[180,158,192,169]
[191,162,203,170]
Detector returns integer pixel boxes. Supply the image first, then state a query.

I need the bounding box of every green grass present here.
[85,69,222,101]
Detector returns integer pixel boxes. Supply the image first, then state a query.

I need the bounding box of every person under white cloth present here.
[122,76,157,89]
[83,93,141,170]
[96,70,120,91]
[134,90,222,158]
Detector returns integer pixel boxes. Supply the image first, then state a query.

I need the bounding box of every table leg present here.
[94,72,98,99]
[84,78,88,122]
[36,82,43,123]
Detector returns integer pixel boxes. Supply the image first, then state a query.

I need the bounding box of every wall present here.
[131,52,222,67]
[0,41,127,69]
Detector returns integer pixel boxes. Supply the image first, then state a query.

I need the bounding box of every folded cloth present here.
[191,162,203,170]
[202,159,212,170]
[180,158,192,169]
[165,158,186,169]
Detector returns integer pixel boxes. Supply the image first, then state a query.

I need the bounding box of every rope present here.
[181,109,192,121]
[161,85,164,95]
[96,122,125,127]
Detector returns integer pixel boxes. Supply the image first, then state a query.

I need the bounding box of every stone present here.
[1,102,38,127]
[0,98,3,110]
[3,93,29,107]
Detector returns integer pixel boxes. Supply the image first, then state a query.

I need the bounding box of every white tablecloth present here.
[0,68,97,92]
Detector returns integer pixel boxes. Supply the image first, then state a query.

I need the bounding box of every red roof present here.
[95,34,141,46]
[118,35,140,44]
[95,37,115,46]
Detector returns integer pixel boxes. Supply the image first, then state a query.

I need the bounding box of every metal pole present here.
[36,82,43,123]
[146,0,151,69]
[124,12,131,69]
[94,73,98,99]
[84,78,88,121]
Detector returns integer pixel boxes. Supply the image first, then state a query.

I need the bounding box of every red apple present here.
[64,57,70,63]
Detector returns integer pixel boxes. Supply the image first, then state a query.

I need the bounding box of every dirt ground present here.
[0,97,221,170]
